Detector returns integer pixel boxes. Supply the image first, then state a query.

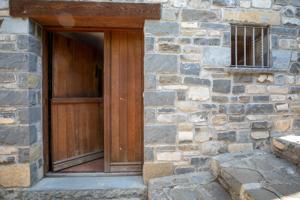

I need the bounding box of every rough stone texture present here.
[0,18,42,188]
[0,164,30,187]
[0,176,147,200]
[211,151,300,200]
[143,163,174,183]
[2,0,300,191]
[148,172,231,200]
[223,10,281,25]
[272,135,300,166]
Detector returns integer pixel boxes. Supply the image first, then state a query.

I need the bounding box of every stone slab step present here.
[272,135,300,166]
[0,176,146,200]
[211,150,300,200]
[148,171,231,200]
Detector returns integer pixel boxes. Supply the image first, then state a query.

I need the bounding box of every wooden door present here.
[51,33,104,171]
[105,30,143,172]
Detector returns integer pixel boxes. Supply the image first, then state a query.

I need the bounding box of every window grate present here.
[231,25,270,68]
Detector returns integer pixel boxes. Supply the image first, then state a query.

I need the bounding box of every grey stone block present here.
[232,85,245,94]
[180,63,200,75]
[184,77,211,86]
[233,75,253,83]
[145,37,154,52]
[202,47,230,67]
[290,86,300,94]
[144,147,154,161]
[145,21,179,36]
[145,54,178,74]
[18,148,30,163]
[18,107,41,124]
[144,108,156,124]
[0,18,29,34]
[246,104,274,114]
[272,50,291,69]
[0,90,29,106]
[212,96,229,103]
[274,75,286,85]
[17,35,41,56]
[226,104,245,114]
[289,62,300,74]
[252,121,271,131]
[229,115,245,122]
[144,91,176,106]
[182,9,220,22]
[0,53,37,71]
[144,125,177,145]
[194,38,221,46]
[253,96,270,102]
[0,125,37,145]
[271,27,298,37]
[293,119,300,129]
[0,43,15,51]
[213,80,231,94]
[174,166,195,174]
[191,156,208,166]
[0,73,16,83]
[200,23,230,30]
[212,0,237,6]
[217,131,236,142]
[223,32,231,46]
[145,74,156,90]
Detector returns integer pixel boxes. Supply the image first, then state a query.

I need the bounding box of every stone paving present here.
[211,150,300,200]
[272,135,300,166]
[148,171,231,200]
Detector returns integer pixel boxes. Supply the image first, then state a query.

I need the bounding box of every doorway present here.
[46,30,144,174]
[49,32,104,172]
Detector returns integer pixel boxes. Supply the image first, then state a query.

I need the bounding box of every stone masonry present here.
[0,0,300,188]
[143,0,300,181]
[0,0,43,187]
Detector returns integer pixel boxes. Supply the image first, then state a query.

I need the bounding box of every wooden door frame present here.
[42,28,144,173]
[10,0,160,174]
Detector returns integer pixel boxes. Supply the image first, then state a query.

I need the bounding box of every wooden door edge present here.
[104,31,112,173]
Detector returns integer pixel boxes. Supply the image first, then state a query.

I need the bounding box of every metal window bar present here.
[232,25,269,68]
[261,28,264,67]
[235,26,237,67]
[253,27,255,67]
[244,27,246,66]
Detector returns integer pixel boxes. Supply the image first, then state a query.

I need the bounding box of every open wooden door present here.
[105,30,143,172]
[51,33,104,171]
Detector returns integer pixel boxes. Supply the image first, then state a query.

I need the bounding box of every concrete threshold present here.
[29,176,146,191]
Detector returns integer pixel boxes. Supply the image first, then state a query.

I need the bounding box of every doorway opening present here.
[49,32,104,173]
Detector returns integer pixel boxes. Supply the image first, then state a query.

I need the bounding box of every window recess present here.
[231,25,269,68]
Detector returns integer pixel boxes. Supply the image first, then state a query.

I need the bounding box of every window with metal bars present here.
[231,25,270,68]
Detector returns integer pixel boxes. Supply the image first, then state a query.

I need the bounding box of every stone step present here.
[148,171,231,200]
[0,176,147,200]
[211,150,300,200]
[272,135,300,166]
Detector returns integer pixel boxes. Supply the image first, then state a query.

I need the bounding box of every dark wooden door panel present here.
[109,30,143,172]
[52,33,101,98]
[51,33,103,171]
[51,99,103,171]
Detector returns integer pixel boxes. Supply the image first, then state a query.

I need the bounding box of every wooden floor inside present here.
[59,158,104,173]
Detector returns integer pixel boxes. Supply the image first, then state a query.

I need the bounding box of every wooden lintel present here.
[10,0,161,20]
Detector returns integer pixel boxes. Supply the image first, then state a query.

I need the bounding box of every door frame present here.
[42,27,144,173]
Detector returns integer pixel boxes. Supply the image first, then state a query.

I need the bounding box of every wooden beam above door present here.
[10,0,161,28]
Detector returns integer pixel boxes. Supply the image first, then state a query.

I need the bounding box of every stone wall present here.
[142,0,300,180]
[1,0,300,187]
[0,1,43,187]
